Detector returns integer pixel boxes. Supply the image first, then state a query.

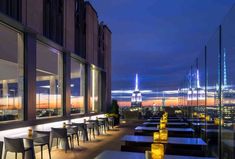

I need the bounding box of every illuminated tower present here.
[223,48,227,88]
[131,74,142,107]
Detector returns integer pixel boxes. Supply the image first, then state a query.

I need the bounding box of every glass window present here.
[0,22,24,122]
[70,58,85,114]
[36,42,63,118]
[221,6,235,158]
[89,68,101,113]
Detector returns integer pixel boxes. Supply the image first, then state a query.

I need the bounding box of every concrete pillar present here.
[24,32,36,121]
[63,52,71,117]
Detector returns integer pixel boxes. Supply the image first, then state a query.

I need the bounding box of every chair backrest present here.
[86,122,94,129]
[72,123,85,131]
[51,128,67,138]
[108,117,114,122]
[34,131,50,144]
[4,137,24,153]
[0,141,3,159]
[67,126,78,134]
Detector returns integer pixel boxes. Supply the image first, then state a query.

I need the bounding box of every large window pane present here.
[89,68,101,113]
[221,6,235,159]
[70,58,85,114]
[0,23,24,122]
[36,42,63,118]
[206,30,220,158]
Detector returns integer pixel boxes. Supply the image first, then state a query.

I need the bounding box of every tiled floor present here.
[4,120,142,159]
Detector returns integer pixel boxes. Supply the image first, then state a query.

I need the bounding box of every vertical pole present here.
[219,25,222,159]
[205,46,208,141]
[196,58,199,112]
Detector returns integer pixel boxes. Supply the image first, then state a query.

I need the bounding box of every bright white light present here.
[112,90,152,94]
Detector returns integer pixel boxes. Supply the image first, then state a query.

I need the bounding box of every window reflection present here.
[89,68,101,113]
[70,58,85,114]
[0,23,24,122]
[36,42,63,118]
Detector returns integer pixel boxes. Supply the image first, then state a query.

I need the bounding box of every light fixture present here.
[214,118,224,125]
[153,132,160,142]
[151,143,164,159]
[63,122,66,128]
[160,129,168,141]
[28,128,33,137]
[206,115,210,121]
[160,122,166,129]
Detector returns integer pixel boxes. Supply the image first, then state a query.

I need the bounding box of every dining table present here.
[146,119,184,122]
[94,150,216,159]
[222,139,235,159]
[187,119,214,124]
[143,122,189,128]
[121,135,207,146]
[121,135,207,155]
[201,128,235,144]
[135,126,195,137]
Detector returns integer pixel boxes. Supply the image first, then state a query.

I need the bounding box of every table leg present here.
[24,139,35,159]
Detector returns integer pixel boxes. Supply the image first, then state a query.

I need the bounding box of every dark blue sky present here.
[91,0,235,91]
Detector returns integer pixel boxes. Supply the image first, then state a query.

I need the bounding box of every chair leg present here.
[56,138,59,148]
[81,131,85,142]
[93,128,95,139]
[41,145,43,159]
[3,151,7,159]
[65,138,68,153]
[89,129,91,141]
[69,136,72,149]
[50,138,53,150]
[76,133,79,146]
[47,144,51,159]
[22,152,25,159]
[15,152,17,159]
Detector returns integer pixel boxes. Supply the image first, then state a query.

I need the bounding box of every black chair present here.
[51,128,72,153]
[4,137,33,159]
[72,123,88,142]
[108,117,115,129]
[98,119,106,134]
[0,141,3,159]
[86,122,95,141]
[67,125,79,146]
[34,131,51,159]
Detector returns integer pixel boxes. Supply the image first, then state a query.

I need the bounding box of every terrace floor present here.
[5,120,142,159]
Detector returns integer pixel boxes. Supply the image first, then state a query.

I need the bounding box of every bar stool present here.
[51,128,72,153]
[0,141,3,159]
[4,137,33,159]
[33,131,51,159]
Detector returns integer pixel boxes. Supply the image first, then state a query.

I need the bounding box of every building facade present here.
[0,0,112,130]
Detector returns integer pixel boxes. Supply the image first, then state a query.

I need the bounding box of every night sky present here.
[91,0,235,91]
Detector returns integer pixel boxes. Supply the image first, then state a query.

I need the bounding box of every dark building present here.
[0,0,112,129]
